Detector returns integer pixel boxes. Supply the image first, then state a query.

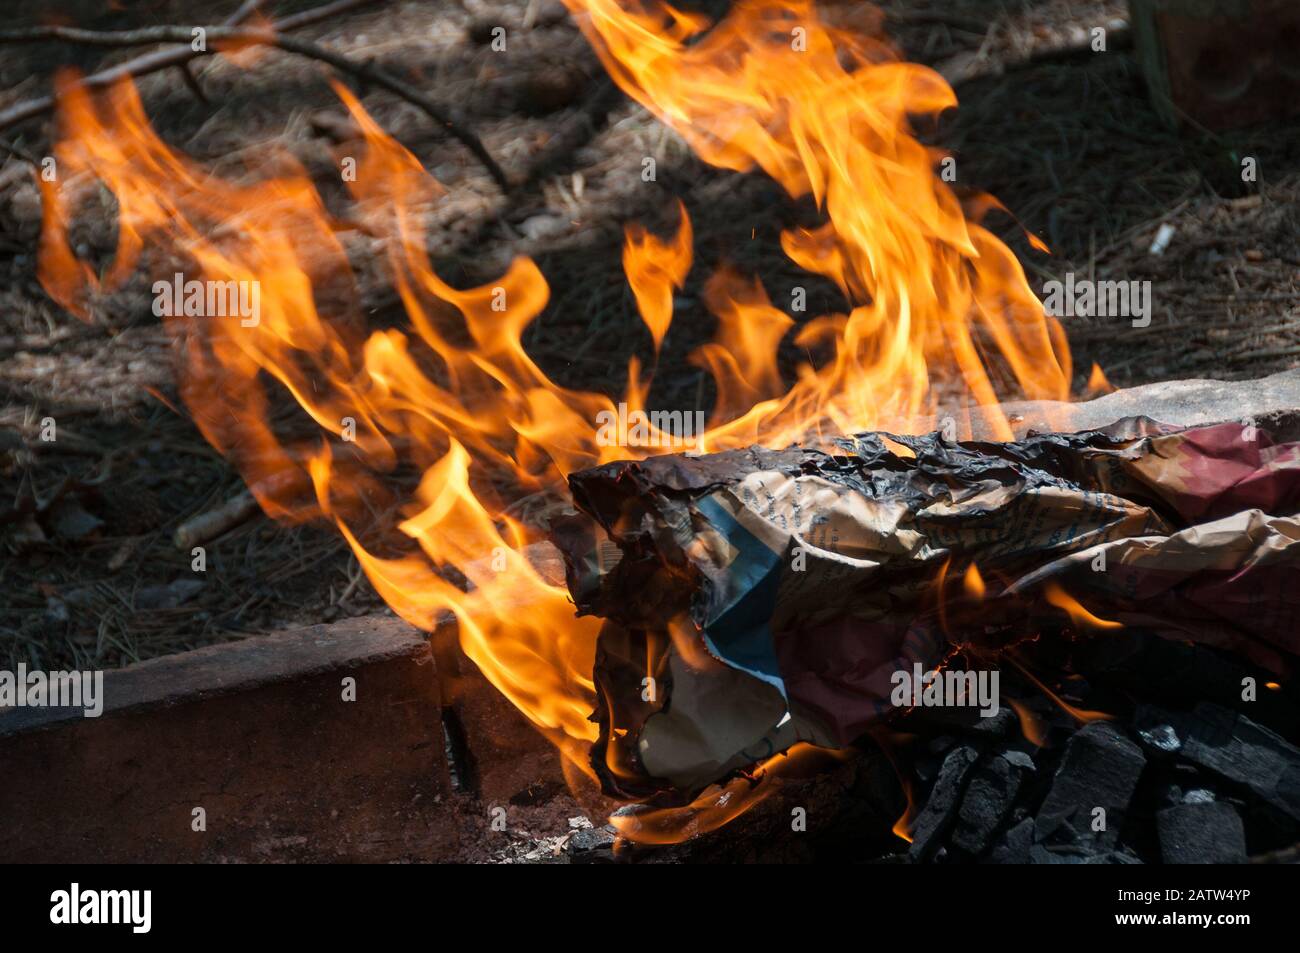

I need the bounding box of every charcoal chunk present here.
[1030,845,1069,864]
[565,826,617,863]
[1002,750,1035,772]
[911,705,1017,739]
[1157,802,1246,864]
[1135,703,1300,824]
[1035,722,1145,850]
[951,752,1029,855]
[987,816,1034,864]
[908,745,978,862]
[1031,844,1142,864]
[1084,850,1143,864]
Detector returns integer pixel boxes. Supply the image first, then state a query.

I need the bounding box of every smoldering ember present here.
[1,0,1299,893]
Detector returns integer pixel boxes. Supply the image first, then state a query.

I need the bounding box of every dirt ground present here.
[1,0,1298,670]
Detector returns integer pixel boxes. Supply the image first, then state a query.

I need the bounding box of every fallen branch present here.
[0,0,277,132]
[0,11,510,192]
[940,23,1133,86]
[173,491,261,550]
[0,137,39,165]
[173,469,307,549]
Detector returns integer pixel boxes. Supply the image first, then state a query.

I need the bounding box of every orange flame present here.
[610,743,844,844]
[623,199,692,355]
[36,0,1089,842]
[564,0,1070,446]
[37,75,604,770]
[1006,697,1050,748]
[1085,361,1114,396]
[1006,655,1115,727]
[1044,581,1123,631]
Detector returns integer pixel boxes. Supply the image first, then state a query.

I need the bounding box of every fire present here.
[1085,361,1114,396]
[623,198,692,356]
[38,74,606,768]
[608,743,846,844]
[564,0,1070,446]
[36,0,1085,843]
[1006,655,1115,727]
[1044,582,1124,631]
[1006,697,1049,748]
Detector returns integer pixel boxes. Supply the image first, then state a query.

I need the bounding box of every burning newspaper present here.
[553,412,1300,801]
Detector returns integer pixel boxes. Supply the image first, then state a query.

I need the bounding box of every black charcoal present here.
[1136,703,1300,824]
[565,825,617,863]
[1035,721,1145,850]
[1031,844,1141,864]
[987,816,1034,864]
[908,745,978,862]
[951,752,1029,855]
[1157,802,1246,864]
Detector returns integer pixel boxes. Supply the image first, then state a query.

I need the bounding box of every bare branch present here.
[0,137,39,164]
[0,10,511,192]
[0,0,374,133]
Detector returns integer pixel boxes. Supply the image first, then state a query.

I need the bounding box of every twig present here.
[173,491,261,549]
[227,0,271,25]
[334,556,365,605]
[176,60,210,104]
[173,470,304,549]
[882,8,989,33]
[0,17,511,192]
[0,0,376,135]
[0,136,39,165]
[1227,344,1300,364]
[940,23,1133,87]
